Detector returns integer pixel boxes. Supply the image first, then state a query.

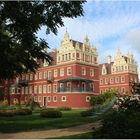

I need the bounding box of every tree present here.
[0,1,85,80]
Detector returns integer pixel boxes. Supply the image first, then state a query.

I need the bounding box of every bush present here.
[58,106,72,111]
[40,109,62,118]
[80,109,93,117]
[90,92,116,106]
[0,110,15,117]
[14,109,32,115]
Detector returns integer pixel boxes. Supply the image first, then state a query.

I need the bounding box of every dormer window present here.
[102,65,106,75]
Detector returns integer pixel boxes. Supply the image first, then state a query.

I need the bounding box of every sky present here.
[37,0,140,78]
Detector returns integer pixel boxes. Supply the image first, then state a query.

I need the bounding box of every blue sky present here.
[37,0,140,77]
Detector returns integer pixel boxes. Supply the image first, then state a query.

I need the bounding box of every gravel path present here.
[0,121,102,139]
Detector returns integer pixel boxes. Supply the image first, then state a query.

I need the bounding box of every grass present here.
[0,109,101,133]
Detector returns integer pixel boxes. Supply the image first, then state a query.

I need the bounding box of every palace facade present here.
[9,31,99,108]
[99,49,139,95]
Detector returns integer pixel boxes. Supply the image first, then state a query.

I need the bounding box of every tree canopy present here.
[0,1,85,80]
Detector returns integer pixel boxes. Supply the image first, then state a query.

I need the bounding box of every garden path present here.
[0,121,102,139]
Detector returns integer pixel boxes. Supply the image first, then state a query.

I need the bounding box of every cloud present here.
[126,28,140,52]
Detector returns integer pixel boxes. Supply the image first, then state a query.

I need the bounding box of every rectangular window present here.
[33,96,36,102]
[39,85,42,94]
[100,79,103,85]
[22,75,25,80]
[67,67,72,75]
[105,79,108,84]
[121,76,125,83]
[53,96,57,102]
[47,96,51,102]
[115,77,119,83]
[25,87,28,94]
[48,84,51,93]
[110,78,114,84]
[29,86,32,94]
[26,74,29,80]
[34,85,37,94]
[54,69,58,77]
[30,74,33,81]
[53,84,57,93]
[82,67,86,75]
[61,96,67,102]
[39,72,42,80]
[38,96,42,102]
[43,85,47,94]
[60,68,64,76]
[90,69,94,76]
[21,87,24,94]
[35,73,38,80]
[48,71,52,80]
[44,71,47,79]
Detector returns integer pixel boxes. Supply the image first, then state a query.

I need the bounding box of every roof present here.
[49,51,57,65]
[70,39,83,49]
[99,62,114,75]
[58,76,93,83]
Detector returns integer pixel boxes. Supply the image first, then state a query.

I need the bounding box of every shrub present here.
[90,92,116,106]
[80,109,93,117]
[40,109,62,118]
[14,109,32,115]
[58,106,72,111]
[0,110,15,117]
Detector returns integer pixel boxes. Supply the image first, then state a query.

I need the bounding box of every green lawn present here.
[0,109,100,133]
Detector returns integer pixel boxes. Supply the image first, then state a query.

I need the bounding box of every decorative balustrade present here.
[57,87,93,92]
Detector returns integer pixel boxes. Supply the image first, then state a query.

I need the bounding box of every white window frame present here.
[29,86,32,94]
[67,67,72,75]
[121,76,125,83]
[100,79,103,85]
[86,96,91,102]
[48,84,51,93]
[82,67,86,75]
[44,71,47,79]
[43,85,47,94]
[90,69,94,76]
[34,85,37,94]
[47,96,51,102]
[53,96,57,102]
[38,96,42,102]
[39,72,42,80]
[30,74,33,81]
[39,85,42,94]
[115,77,119,83]
[25,87,28,94]
[53,84,57,93]
[21,87,24,94]
[54,69,58,77]
[35,73,38,80]
[60,68,64,77]
[61,96,67,102]
[26,74,29,80]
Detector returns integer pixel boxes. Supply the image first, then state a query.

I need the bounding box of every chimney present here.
[107,55,111,64]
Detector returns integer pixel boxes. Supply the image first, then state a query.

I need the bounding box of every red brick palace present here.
[99,49,139,95]
[9,31,99,108]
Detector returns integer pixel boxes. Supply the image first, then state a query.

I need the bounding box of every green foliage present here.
[90,91,116,106]
[57,106,72,111]
[14,109,32,115]
[92,95,140,139]
[0,110,15,117]
[80,109,93,117]
[40,109,62,118]
[0,1,85,80]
